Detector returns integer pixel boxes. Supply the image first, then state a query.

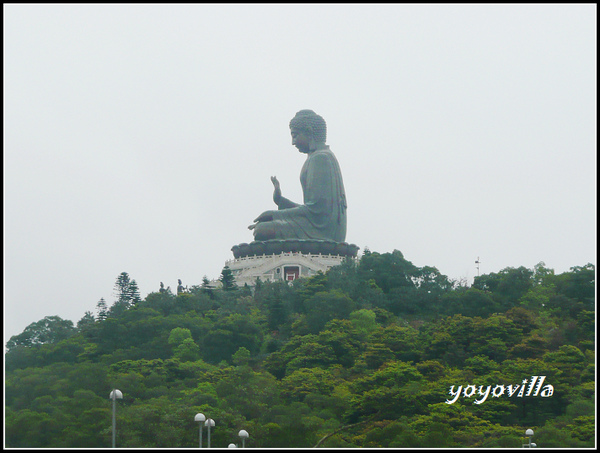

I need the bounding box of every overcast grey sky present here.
[4,4,596,345]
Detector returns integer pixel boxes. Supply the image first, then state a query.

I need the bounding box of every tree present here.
[6,316,76,350]
[559,264,595,303]
[232,346,251,366]
[440,288,500,317]
[203,313,262,363]
[350,361,424,419]
[369,324,422,363]
[167,327,193,346]
[413,265,454,293]
[326,256,358,294]
[219,266,237,291]
[128,279,142,305]
[96,298,108,321]
[77,311,95,329]
[303,290,356,334]
[532,261,555,286]
[141,291,175,315]
[281,367,338,401]
[356,249,418,294]
[472,266,534,308]
[173,338,201,362]
[109,272,141,316]
[261,283,291,331]
[114,272,133,302]
[542,345,587,386]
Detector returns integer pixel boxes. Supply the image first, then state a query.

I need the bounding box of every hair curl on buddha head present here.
[289,110,327,143]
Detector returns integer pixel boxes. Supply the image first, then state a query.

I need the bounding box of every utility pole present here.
[475,257,481,277]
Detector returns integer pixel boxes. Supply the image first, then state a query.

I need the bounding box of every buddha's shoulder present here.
[309,147,336,160]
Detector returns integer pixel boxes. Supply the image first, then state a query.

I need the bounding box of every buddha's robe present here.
[267,146,347,242]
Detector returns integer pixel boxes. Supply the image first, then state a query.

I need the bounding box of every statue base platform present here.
[232,239,358,259]
[227,240,359,287]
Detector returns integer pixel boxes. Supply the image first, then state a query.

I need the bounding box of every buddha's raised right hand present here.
[271,176,282,206]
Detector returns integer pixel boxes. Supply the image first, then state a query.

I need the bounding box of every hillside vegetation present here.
[5,250,595,448]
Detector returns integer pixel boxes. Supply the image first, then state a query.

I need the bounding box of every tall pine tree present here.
[127,279,142,305]
[219,266,237,291]
[109,272,140,316]
[96,298,108,321]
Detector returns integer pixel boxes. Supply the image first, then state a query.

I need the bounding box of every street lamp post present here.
[109,389,123,448]
[205,418,215,448]
[523,429,535,448]
[238,430,249,448]
[194,413,206,448]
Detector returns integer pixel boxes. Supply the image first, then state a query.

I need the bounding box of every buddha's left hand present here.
[253,210,276,223]
[248,210,277,230]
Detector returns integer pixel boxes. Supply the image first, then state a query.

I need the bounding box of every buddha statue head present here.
[289,110,327,152]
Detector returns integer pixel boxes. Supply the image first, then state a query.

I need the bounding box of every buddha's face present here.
[290,128,311,153]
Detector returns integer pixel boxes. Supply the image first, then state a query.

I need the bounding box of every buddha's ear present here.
[308,133,318,151]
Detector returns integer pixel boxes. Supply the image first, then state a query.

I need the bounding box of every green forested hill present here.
[4,250,595,448]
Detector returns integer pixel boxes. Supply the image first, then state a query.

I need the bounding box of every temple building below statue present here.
[227,240,359,287]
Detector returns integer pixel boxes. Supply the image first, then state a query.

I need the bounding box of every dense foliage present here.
[5,250,595,448]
